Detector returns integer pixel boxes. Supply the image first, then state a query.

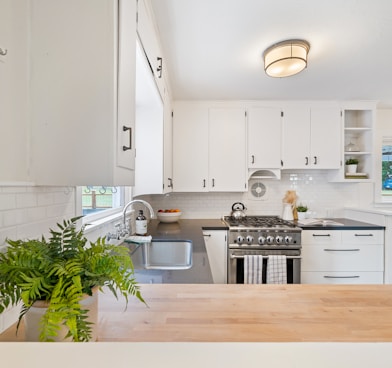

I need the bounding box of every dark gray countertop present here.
[124,219,227,284]
[295,217,385,230]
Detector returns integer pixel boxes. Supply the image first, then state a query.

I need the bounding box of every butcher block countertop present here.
[2,284,392,342]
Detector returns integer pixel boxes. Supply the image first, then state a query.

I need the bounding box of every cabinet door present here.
[163,88,173,193]
[30,0,136,186]
[281,107,311,169]
[173,102,209,192]
[203,230,227,283]
[133,42,164,196]
[137,0,164,97]
[248,108,282,169]
[0,0,30,183]
[117,0,137,172]
[209,108,247,191]
[310,107,341,169]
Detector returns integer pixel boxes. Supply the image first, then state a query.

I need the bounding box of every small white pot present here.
[346,164,358,174]
[24,288,98,342]
[297,212,307,220]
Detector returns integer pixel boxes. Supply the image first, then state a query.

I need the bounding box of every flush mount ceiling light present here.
[263,39,310,78]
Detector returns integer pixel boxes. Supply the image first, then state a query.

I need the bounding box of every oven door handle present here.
[230,255,301,259]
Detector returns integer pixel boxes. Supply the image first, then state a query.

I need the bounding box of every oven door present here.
[228,249,301,284]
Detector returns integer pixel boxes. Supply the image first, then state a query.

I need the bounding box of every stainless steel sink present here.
[142,239,193,270]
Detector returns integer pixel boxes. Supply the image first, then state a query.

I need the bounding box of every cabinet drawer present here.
[301,244,384,272]
[302,230,341,245]
[341,230,383,244]
[301,271,384,284]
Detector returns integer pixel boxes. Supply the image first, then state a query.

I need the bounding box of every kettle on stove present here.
[230,202,247,219]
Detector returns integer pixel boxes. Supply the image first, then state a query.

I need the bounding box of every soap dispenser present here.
[135,210,147,235]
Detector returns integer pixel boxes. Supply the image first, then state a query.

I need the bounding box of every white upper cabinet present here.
[0,0,30,184]
[173,102,247,192]
[162,88,173,193]
[137,0,164,98]
[172,102,209,192]
[133,42,164,196]
[247,107,282,170]
[208,108,247,191]
[282,105,341,169]
[30,0,137,186]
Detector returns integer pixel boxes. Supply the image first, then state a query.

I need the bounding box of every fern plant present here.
[0,216,145,342]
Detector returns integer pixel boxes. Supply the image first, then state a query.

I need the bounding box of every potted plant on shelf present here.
[296,204,308,220]
[345,158,359,174]
[0,216,145,342]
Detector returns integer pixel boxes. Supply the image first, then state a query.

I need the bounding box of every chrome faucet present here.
[122,199,155,235]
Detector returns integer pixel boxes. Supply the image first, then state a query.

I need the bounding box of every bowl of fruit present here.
[157,209,182,223]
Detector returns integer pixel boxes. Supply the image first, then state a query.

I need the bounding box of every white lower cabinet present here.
[301,229,384,284]
[203,230,227,284]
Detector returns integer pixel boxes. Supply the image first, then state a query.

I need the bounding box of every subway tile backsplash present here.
[0,186,75,250]
[0,171,373,250]
[138,171,373,220]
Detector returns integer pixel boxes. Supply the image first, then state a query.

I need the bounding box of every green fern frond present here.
[0,216,145,341]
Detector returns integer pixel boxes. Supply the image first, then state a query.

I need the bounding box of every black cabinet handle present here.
[354,234,374,237]
[157,57,163,78]
[122,126,132,151]
[312,234,331,237]
[314,156,317,165]
[251,155,255,164]
[305,156,309,165]
[203,179,206,188]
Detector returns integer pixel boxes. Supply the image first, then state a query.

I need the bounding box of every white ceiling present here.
[150,0,392,108]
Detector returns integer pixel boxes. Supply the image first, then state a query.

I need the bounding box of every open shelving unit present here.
[329,102,376,182]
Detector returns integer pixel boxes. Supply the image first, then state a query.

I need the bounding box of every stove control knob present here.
[246,235,254,245]
[266,235,275,245]
[284,236,293,245]
[258,236,266,245]
[275,235,284,244]
[236,235,244,245]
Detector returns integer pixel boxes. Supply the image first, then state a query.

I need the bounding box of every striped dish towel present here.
[244,255,263,284]
[266,255,287,284]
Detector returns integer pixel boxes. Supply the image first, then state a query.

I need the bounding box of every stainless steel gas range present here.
[223,215,302,284]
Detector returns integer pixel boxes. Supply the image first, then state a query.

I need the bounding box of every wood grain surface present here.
[2,284,392,342]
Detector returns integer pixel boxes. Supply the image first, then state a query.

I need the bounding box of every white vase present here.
[346,164,358,174]
[24,288,98,342]
[282,203,294,220]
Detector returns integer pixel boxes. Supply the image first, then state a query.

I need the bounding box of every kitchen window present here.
[77,186,127,223]
[381,138,392,202]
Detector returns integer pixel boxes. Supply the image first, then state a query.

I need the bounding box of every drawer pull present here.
[312,234,331,237]
[354,233,374,237]
[323,275,360,279]
[323,248,360,252]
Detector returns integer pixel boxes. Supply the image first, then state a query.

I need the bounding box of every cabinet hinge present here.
[281,111,284,117]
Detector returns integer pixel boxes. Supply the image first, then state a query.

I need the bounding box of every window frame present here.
[76,186,132,225]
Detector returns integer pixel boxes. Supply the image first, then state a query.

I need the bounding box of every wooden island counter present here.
[2,283,392,342]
